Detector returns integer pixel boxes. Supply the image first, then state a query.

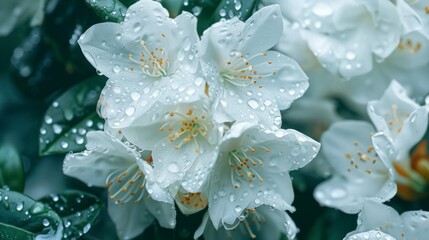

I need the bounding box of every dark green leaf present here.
[85,0,128,23]
[0,145,24,192]
[0,189,63,240]
[39,76,106,156]
[39,190,103,239]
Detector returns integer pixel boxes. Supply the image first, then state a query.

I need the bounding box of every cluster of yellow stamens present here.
[344,139,379,174]
[128,34,169,77]
[384,104,409,136]
[106,163,146,205]
[229,145,269,188]
[222,52,275,88]
[159,108,209,153]
[177,192,208,210]
[397,38,422,54]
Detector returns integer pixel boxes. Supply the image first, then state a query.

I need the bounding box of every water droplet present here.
[131,92,141,101]
[234,1,242,11]
[312,2,333,17]
[75,136,85,145]
[125,106,135,116]
[52,124,63,134]
[16,202,23,211]
[44,116,53,124]
[345,51,356,60]
[42,218,50,227]
[168,163,179,173]
[234,206,242,212]
[83,223,91,234]
[52,102,59,108]
[247,99,259,109]
[219,9,226,17]
[254,199,261,204]
[61,141,69,149]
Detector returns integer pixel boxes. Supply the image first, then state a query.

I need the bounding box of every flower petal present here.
[63,131,136,187]
[144,198,176,229]
[344,230,397,240]
[237,4,283,55]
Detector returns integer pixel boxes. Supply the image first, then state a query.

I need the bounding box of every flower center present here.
[386,104,409,136]
[159,108,209,153]
[228,145,269,188]
[397,38,422,53]
[177,192,208,210]
[106,163,146,205]
[221,52,275,88]
[343,139,382,175]
[128,37,169,77]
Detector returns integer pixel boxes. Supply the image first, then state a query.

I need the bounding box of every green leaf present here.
[0,189,63,240]
[39,191,103,239]
[85,0,128,22]
[39,76,106,156]
[0,145,25,192]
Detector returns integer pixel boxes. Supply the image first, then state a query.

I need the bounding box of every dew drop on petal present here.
[42,218,50,227]
[234,206,242,212]
[168,163,179,173]
[247,99,259,109]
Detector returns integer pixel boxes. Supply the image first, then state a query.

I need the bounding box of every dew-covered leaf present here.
[0,144,25,192]
[39,76,106,156]
[38,190,103,239]
[0,189,63,240]
[84,0,128,23]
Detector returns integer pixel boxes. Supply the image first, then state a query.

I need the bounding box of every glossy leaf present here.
[39,76,106,156]
[39,190,103,239]
[0,144,25,192]
[84,0,127,23]
[0,189,63,240]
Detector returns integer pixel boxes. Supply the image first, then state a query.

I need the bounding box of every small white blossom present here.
[78,0,204,127]
[122,98,220,193]
[63,130,175,240]
[199,5,308,128]
[345,200,429,240]
[194,207,298,240]
[207,122,319,228]
[314,121,396,214]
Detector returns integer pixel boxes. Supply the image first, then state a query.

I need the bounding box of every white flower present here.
[194,207,298,240]
[344,230,396,240]
[401,0,429,38]
[122,98,220,193]
[199,5,309,129]
[207,122,319,228]
[345,200,429,240]
[342,31,429,105]
[78,0,204,128]
[63,130,176,240]
[314,121,396,214]
[272,0,402,79]
[368,80,429,161]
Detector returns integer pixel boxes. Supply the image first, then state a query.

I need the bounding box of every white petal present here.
[356,201,402,237]
[247,51,309,110]
[314,175,396,214]
[368,80,429,160]
[144,198,176,229]
[400,211,429,239]
[63,131,136,187]
[237,5,283,55]
[78,22,141,80]
[344,230,397,240]
[108,201,154,240]
[396,0,423,34]
[138,160,175,204]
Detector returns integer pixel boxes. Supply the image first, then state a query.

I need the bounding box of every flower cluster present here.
[315,80,429,213]
[63,0,320,239]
